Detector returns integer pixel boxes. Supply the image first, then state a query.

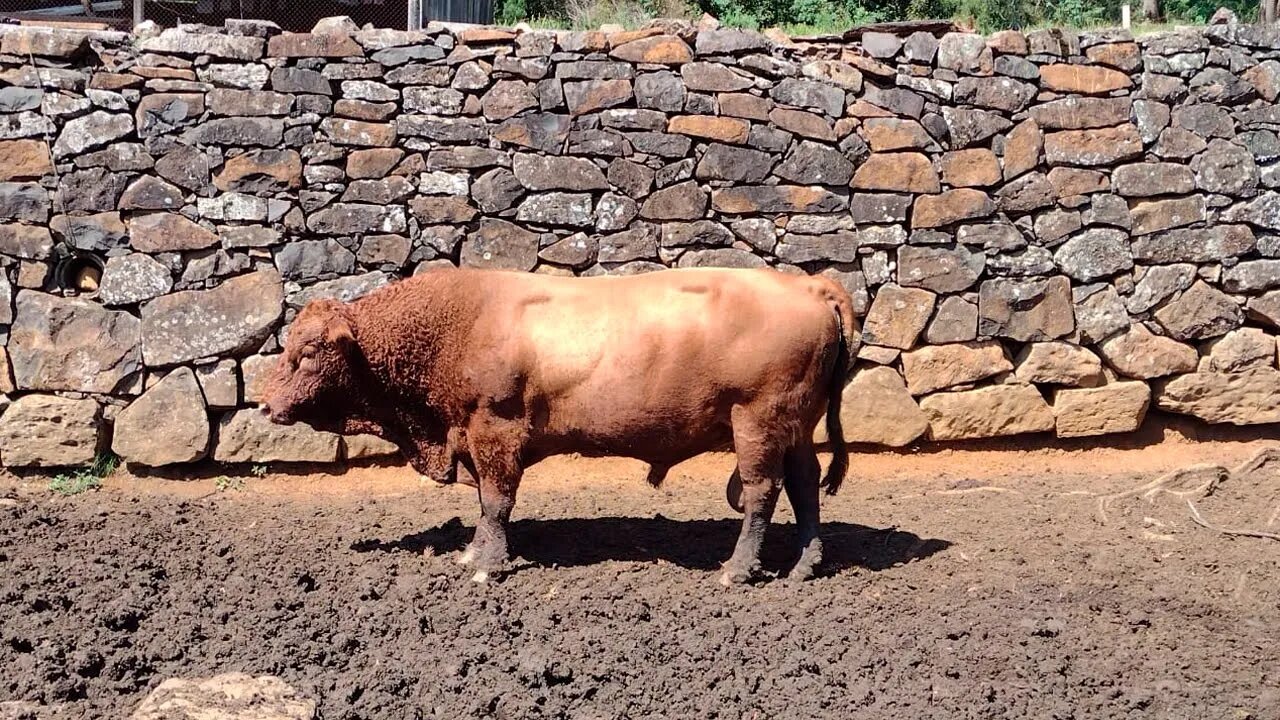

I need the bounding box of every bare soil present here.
[3,418,1280,719]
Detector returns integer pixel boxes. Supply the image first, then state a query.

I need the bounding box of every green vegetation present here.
[215,475,246,492]
[48,453,119,496]
[494,0,1261,33]
[250,464,269,478]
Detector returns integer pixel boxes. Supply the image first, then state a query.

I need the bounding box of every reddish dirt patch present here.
[2,420,1280,719]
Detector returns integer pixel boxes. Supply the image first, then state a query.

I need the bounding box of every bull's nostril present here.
[259,403,271,416]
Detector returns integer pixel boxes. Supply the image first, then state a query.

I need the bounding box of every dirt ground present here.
[3,417,1280,720]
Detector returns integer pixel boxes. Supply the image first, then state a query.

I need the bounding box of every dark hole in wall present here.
[54,252,105,298]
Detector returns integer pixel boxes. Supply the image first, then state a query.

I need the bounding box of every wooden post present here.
[407,0,422,30]
[1121,4,1130,28]
[133,0,144,27]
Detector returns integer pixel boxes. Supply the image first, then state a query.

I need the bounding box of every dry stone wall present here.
[1,18,1280,468]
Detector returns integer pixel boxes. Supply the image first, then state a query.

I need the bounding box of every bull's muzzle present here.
[258,401,295,426]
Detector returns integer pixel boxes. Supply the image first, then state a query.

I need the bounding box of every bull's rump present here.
[474,268,840,459]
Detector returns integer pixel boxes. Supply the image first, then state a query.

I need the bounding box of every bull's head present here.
[260,299,365,434]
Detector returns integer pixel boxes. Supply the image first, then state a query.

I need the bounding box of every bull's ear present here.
[325,315,358,356]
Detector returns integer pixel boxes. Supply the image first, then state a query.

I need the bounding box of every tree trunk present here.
[1142,0,1160,21]
[1264,0,1279,24]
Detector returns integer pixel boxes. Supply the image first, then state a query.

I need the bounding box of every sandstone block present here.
[901,340,1012,396]
[1155,369,1280,425]
[921,385,1055,441]
[1097,325,1198,379]
[10,291,140,393]
[112,367,209,466]
[214,409,340,463]
[853,153,940,193]
[978,276,1074,342]
[812,367,929,447]
[1014,341,1104,386]
[862,284,936,350]
[1054,382,1150,438]
[0,395,102,468]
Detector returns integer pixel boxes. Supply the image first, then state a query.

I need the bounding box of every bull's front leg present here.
[457,420,525,582]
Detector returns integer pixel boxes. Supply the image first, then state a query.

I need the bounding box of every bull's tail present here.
[816,277,859,496]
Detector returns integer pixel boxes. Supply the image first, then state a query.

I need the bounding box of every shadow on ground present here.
[352,515,951,576]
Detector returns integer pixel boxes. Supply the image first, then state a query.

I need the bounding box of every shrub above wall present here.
[1,18,1279,468]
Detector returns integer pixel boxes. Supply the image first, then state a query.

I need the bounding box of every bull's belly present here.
[533,398,735,466]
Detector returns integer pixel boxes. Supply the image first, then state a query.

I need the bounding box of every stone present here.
[770,79,844,116]
[341,177,414,205]
[978,276,1074,342]
[1071,284,1129,344]
[937,33,993,75]
[634,71,685,112]
[610,35,692,64]
[346,148,404,180]
[0,224,53,259]
[711,185,846,214]
[1014,341,1104,386]
[913,189,994,229]
[905,31,940,62]
[924,296,978,344]
[1224,259,1280,293]
[1192,139,1259,197]
[309,203,408,235]
[940,149,1000,187]
[921,385,1055,441]
[1202,328,1276,373]
[1097,325,1198,379]
[681,62,752,92]
[112,367,208,466]
[852,153,939,193]
[141,270,284,366]
[1133,100,1171,144]
[996,173,1054,214]
[139,28,265,61]
[901,341,1012,396]
[640,181,709,220]
[1154,127,1208,160]
[1129,196,1206,236]
[540,232,597,268]
[1127,264,1196,314]
[471,168,526,214]
[268,32,361,58]
[1153,281,1242,341]
[861,118,934,152]
[207,88,293,117]
[1044,125,1143,166]
[801,60,863,92]
[155,146,210,190]
[1054,382,1151,438]
[851,194,911,224]
[773,233,858,264]
[667,115,749,144]
[862,285,936,350]
[99,254,172,306]
[1111,162,1195,197]
[1154,369,1280,426]
[943,107,1012,148]
[773,141,854,186]
[954,76,1036,113]
[183,117,283,147]
[564,78,632,115]
[1173,104,1232,138]
[676,248,768,269]
[695,144,773,182]
[812,367,928,448]
[287,272,390,309]
[116,176,183,212]
[1086,42,1142,72]
[1189,67,1255,103]
[956,223,1024,251]
[1053,228,1132,282]
[0,395,101,468]
[127,212,219,253]
[718,93,772,121]
[271,67,331,94]
[10,291,140,393]
[627,132,690,158]
[695,29,770,55]
[1039,64,1131,94]
[57,168,128,214]
[322,118,397,147]
[516,192,594,227]
[479,81,537,121]
[762,106,834,140]
[0,182,47,223]
[215,409,339,463]
[595,193,638,231]
[460,219,540,272]
[1034,209,1082,245]
[598,224,659,263]
[512,154,608,191]
[897,245,984,293]
[0,139,53,180]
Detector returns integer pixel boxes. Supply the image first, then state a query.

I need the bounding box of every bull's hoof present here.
[455,545,477,566]
[718,566,754,586]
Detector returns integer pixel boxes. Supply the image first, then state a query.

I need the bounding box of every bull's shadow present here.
[352,516,950,576]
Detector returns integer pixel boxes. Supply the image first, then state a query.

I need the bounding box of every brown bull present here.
[261,267,857,585]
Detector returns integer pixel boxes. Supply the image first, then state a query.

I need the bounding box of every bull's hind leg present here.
[783,442,823,581]
[720,408,784,586]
